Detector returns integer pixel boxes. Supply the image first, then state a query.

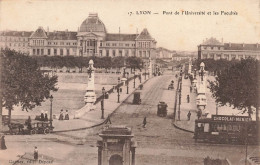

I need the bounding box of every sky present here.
[0,0,259,51]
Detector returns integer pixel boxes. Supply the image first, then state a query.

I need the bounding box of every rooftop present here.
[106,33,138,41]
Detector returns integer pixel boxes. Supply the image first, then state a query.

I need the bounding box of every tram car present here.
[194,115,259,144]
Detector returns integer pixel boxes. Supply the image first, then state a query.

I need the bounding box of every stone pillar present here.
[98,146,102,165]
[84,60,96,107]
[131,148,136,165]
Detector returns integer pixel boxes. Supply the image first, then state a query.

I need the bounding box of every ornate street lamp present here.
[127,73,129,94]
[133,68,136,88]
[178,90,181,121]
[123,61,126,78]
[144,64,147,80]
[139,73,142,83]
[101,87,105,119]
[194,69,197,79]
[117,77,120,103]
[49,95,53,128]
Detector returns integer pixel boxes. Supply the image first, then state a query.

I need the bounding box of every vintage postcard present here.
[0,0,259,165]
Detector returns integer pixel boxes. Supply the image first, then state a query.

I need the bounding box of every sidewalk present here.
[0,75,150,165]
[174,76,197,132]
[51,74,148,132]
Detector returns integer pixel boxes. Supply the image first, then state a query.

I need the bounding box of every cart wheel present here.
[44,128,50,134]
[31,130,37,135]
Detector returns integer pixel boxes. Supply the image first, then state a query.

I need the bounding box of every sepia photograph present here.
[0,0,259,164]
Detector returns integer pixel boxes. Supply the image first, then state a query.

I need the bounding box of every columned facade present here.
[0,13,157,58]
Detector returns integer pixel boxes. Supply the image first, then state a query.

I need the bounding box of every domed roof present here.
[79,13,106,33]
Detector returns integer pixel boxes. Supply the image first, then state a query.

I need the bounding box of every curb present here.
[172,123,194,133]
[53,76,150,133]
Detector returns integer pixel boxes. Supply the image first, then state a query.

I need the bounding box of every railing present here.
[94,76,137,105]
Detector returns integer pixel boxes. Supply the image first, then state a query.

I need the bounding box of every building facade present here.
[155,47,176,62]
[0,13,157,58]
[198,37,260,60]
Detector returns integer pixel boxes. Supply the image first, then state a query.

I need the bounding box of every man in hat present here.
[143,117,147,128]
[34,146,38,160]
[44,111,48,122]
[59,109,64,120]
[65,110,69,120]
[40,110,44,121]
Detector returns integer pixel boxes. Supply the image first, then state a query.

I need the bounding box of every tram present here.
[194,115,259,144]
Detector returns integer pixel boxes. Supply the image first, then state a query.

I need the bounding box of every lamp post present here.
[127,73,129,94]
[133,70,136,88]
[144,64,147,80]
[139,73,141,83]
[101,87,105,119]
[49,95,53,128]
[216,102,218,115]
[117,77,120,103]
[194,69,197,79]
[123,66,126,78]
[178,90,181,121]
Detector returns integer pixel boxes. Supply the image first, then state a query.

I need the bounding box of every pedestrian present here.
[44,111,48,122]
[105,115,112,124]
[143,117,147,128]
[34,146,38,160]
[187,95,190,103]
[59,109,64,120]
[187,111,191,121]
[27,116,32,130]
[190,86,192,93]
[40,110,44,121]
[65,110,69,120]
[0,135,7,150]
[197,110,202,119]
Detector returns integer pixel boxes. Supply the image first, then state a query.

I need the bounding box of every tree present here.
[208,58,259,121]
[1,49,58,125]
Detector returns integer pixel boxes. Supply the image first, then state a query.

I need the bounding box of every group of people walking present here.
[39,111,49,121]
[59,109,70,120]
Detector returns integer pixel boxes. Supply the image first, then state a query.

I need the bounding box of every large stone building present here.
[198,37,260,60]
[0,13,157,58]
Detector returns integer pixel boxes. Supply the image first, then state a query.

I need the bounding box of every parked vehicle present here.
[8,121,54,135]
[133,92,141,104]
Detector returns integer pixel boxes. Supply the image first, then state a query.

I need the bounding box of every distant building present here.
[172,51,197,61]
[198,37,260,60]
[155,47,176,62]
[0,13,157,58]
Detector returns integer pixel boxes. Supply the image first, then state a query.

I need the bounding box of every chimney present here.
[221,38,223,44]
[22,31,24,36]
[65,29,68,32]
[242,43,245,47]
[257,43,259,48]
[229,42,231,47]
[47,26,49,35]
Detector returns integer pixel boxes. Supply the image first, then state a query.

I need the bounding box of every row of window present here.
[32,40,45,46]
[202,46,223,50]
[138,42,151,48]
[104,43,135,47]
[33,48,76,56]
[6,42,29,47]
[0,36,29,42]
[202,54,258,60]
[96,49,150,57]
[48,42,77,46]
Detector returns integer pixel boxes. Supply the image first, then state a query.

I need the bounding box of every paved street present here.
[1,71,259,165]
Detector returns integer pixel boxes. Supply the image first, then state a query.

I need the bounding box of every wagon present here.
[133,92,141,104]
[30,122,54,134]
